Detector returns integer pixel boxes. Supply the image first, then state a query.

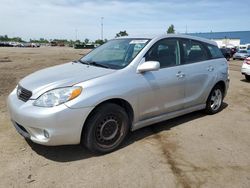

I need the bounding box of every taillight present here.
[244,57,250,65]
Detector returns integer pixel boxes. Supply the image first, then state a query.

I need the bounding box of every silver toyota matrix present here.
[7,34,229,153]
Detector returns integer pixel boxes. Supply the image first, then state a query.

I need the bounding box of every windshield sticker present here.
[129,40,148,44]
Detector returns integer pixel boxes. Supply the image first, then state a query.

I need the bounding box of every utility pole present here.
[101,17,104,41]
[75,28,78,41]
[185,25,187,34]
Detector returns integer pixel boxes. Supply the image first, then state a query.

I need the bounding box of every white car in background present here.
[241,57,250,81]
[233,50,249,60]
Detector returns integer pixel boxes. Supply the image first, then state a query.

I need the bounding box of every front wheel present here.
[205,85,224,114]
[83,103,130,154]
[245,75,250,81]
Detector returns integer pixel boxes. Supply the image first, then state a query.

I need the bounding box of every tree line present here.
[0,25,175,45]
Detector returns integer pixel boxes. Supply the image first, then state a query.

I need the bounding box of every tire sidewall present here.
[84,103,130,154]
[206,85,224,114]
[245,75,250,81]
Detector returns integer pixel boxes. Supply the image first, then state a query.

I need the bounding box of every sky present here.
[1,0,250,41]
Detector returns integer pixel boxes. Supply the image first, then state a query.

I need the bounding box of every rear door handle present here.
[207,66,214,72]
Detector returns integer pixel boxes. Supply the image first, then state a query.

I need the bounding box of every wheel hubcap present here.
[210,89,222,111]
[95,115,123,148]
[100,119,118,140]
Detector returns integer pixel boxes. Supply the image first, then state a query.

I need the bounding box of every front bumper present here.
[7,88,94,146]
[241,64,250,76]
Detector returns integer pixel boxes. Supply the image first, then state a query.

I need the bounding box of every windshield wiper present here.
[82,60,109,68]
[77,59,110,69]
[88,61,110,69]
[77,59,90,65]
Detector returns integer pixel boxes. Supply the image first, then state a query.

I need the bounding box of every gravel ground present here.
[0,47,249,188]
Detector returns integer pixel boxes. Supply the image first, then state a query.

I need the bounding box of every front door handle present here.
[176,71,185,78]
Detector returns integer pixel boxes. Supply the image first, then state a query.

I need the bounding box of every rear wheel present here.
[83,103,130,154]
[245,75,250,81]
[205,85,224,114]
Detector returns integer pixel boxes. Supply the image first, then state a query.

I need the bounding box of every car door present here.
[178,38,216,108]
[137,38,186,121]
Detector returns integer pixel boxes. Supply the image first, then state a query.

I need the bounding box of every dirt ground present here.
[0,47,249,188]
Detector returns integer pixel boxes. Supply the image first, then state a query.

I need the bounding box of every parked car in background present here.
[233,50,249,60]
[7,34,229,154]
[0,42,40,48]
[220,48,231,60]
[241,57,250,81]
[0,42,6,47]
[0,42,14,47]
[239,45,247,51]
[31,43,40,48]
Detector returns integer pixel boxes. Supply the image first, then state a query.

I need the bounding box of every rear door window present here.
[207,45,224,59]
[179,39,209,64]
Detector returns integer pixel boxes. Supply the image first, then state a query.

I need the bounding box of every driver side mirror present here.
[137,61,160,73]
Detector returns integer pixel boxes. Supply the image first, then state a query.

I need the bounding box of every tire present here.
[245,75,250,81]
[83,103,130,154]
[205,85,224,114]
[233,58,235,60]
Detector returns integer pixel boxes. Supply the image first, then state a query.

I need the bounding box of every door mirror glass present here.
[137,61,160,73]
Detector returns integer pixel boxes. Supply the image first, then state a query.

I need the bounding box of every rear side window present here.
[179,39,209,64]
[207,45,224,59]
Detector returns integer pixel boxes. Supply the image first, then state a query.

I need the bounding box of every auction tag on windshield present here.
[129,40,148,44]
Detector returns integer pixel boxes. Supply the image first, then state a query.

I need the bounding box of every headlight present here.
[33,86,82,107]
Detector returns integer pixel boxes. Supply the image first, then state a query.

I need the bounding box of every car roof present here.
[118,34,217,46]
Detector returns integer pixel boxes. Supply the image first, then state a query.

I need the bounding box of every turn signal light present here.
[69,87,82,100]
[244,57,250,65]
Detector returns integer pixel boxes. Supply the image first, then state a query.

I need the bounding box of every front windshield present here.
[80,38,150,69]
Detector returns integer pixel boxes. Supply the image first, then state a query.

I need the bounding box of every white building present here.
[212,38,240,48]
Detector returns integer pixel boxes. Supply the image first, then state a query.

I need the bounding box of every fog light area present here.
[43,130,50,138]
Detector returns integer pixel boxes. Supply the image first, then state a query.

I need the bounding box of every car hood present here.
[19,62,115,99]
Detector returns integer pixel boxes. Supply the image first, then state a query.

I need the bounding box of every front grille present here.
[17,85,32,102]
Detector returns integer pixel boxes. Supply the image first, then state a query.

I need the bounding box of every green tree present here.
[84,38,90,44]
[12,37,23,42]
[75,40,81,44]
[95,39,104,45]
[39,38,49,43]
[0,35,7,41]
[0,35,24,42]
[167,24,175,34]
[30,38,49,43]
[115,30,128,38]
